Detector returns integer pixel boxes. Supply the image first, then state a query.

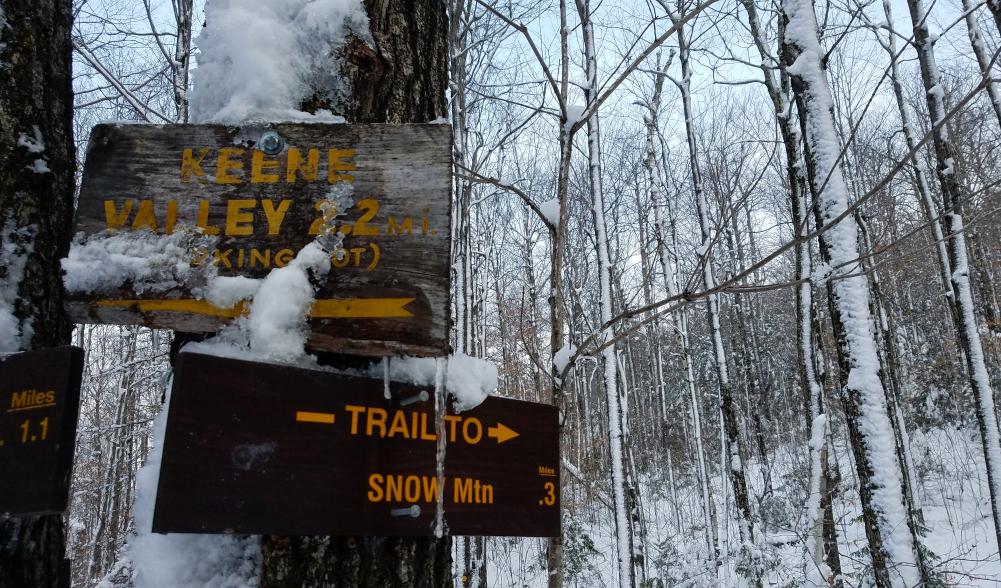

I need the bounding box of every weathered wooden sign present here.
[0,346,84,516]
[152,352,560,537]
[69,123,451,357]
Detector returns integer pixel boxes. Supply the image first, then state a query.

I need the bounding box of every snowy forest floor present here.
[484,425,1001,587]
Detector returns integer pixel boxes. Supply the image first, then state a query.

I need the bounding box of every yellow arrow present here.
[96,299,248,318]
[311,298,415,318]
[296,411,335,424]
[95,297,416,319]
[487,422,519,444]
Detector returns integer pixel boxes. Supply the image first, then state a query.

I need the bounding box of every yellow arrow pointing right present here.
[488,422,519,444]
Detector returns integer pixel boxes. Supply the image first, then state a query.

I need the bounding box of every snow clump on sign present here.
[189,0,369,123]
[367,353,498,411]
[442,353,498,411]
[244,241,330,360]
[205,275,261,308]
[62,229,218,295]
[187,241,332,364]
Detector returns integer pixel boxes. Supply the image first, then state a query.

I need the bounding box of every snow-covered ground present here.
[485,425,1001,587]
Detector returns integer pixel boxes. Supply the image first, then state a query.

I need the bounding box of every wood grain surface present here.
[152,352,561,537]
[69,123,452,357]
[0,347,83,516]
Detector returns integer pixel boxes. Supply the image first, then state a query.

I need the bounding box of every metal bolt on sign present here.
[258,131,284,155]
[391,505,421,518]
[399,391,429,407]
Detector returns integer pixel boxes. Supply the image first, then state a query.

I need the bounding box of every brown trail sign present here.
[152,352,560,537]
[69,123,452,357]
[0,346,84,516]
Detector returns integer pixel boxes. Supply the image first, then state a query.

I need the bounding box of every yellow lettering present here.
[213,249,233,268]
[181,147,209,182]
[250,248,271,268]
[215,148,244,184]
[386,475,403,502]
[165,200,178,234]
[345,405,366,434]
[261,199,292,235]
[286,148,320,183]
[196,200,220,235]
[350,247,365,266]
[367,242,380,271]
[422,476,440,502]
[332,251,350,268]
[404,476,420,503]
[367,473,384,502]
[543,481,556,506]
[10,391,29,409]
[462,417,483,445]
[309,200,337,236]
[274,248,294,267]
[387,216,413,236]
[388,410,410,439]
[225,199,255,236]
[104,199,134,230]
[327,148,356,183]
[444,415,461,442]
[44,391,55,404]
[131,200,158,231]
[251,150,280,183]
[353,199,380,236]
[367,407,387,437]
[454,478,472,503]
[420,413,437,441]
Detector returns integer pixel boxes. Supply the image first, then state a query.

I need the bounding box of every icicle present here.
[382,356,391,399]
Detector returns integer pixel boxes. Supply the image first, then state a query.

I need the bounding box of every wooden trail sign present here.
[152,352,560,537]
[70,123,452,357]
[0,346,84,516]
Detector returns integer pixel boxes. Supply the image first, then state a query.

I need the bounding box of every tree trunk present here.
[904,0,1001,556]
[172,0,194,122]
[879,0,960,334]
[259,0,452,584]
[669,9,761,582]
[577,2,636,586]
[781,0,926,583]
[0,0,76,585]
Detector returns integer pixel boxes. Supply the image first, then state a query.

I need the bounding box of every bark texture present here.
[259,0,452,585]
[261,536,452,587]
[317,0,448,124]
[0,0,76,586]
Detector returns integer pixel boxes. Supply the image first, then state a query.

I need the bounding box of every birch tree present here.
[577,0,637,584]
[662,2,763,582]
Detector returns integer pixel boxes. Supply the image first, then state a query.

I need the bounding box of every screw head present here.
[258,131,284,155]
